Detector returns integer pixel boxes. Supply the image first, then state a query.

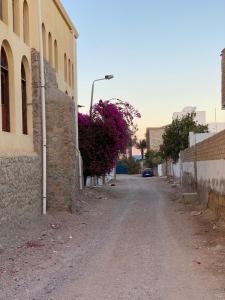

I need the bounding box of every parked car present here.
[142,168,154,177]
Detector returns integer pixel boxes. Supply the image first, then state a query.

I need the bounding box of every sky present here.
[61,0,225,138]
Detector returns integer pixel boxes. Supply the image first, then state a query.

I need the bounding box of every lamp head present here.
[105,74,114,80]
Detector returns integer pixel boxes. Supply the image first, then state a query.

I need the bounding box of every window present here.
[1,47,10,132]
[68,59,71,86]
[42,23,46,58]
[48,32,53,65]
[23,0,29,45]
[12,0,20,35]
[54,40,58,71]
[0,0,8,23]
[64,53,67,82]
[21,63,27,134]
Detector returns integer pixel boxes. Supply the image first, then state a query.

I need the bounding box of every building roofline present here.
[173,111,206,114]
[146,126,166,130]
[53,0,79,38]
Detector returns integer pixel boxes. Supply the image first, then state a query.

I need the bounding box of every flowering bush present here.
[78,99,140,178]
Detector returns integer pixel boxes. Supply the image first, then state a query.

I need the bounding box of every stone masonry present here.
[0,50,79,228]
[181,129,225,162]
[0,155,42,227]
[0,50,43,228]
[32,50,80,211]
[45,86,80,211]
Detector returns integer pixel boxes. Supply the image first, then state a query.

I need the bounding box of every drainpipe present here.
[37,0,47,214]
[74,97,83,190]
[75,108,83,190]
[73,37,83,190]
[74,146,83,190]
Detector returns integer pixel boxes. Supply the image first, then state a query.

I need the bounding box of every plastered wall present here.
[178,129,225,215]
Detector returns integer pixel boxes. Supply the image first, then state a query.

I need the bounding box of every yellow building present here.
[0,0,80,225]
[0,0,78,153]
[221,48,225,109]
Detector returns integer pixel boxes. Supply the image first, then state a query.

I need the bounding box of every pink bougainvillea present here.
[78,99,140,178]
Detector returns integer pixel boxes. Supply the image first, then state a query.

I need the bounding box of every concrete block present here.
[182,192,198,204]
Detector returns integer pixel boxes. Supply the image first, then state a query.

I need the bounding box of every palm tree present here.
[136,139,147,160]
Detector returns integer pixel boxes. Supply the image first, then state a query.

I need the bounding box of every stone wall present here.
[0,155,42,226]
[45,87,80,211]
[181,129,225,162]
[0,50,43,227]
[38,51,80,211]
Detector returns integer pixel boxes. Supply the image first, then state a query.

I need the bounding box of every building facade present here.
[221,48,225,109]
[0,0,79,226]
[146,126,165,151]
[172,106,206,125]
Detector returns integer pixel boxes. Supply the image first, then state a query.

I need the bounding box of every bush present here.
[78,100,140,178]
[118,157,141,174]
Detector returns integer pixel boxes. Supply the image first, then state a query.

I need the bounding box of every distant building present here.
[146,127,165,151]
[172,107,206,125]
[189,132,215,147]
[208,122,225,133]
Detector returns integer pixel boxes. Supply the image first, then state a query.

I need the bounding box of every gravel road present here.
[1,175,225,299]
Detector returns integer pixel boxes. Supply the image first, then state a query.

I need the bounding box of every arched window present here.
[23,0,29,45]
[12,0,20,35]
[64,53,67,82]
[68,59,71,86]
[21,63,27,134]
[42,23,46,58]
[1,47,10,132]
[48,32,53,65]
[54,40,58,71]
[0,0,8,24]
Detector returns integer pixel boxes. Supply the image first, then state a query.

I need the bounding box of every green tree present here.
[118,156,141,174]
[136,139,147,159]
[145,150,164,168]
[162,113,208,162]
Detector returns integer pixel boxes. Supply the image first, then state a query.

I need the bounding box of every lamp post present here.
[89,74,114,116]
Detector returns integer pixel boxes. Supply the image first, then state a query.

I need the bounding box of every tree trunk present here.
[128,146,132,158]
[141,148,144,160]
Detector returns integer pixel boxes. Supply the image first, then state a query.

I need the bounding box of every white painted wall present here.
[86,168,115,187]
[208,122,225,133]
[197,160,225,194]
[158,164,163,176]
[182,161,195,176]
[189,132,215,147]
[170,158,225,196]
[172,161,181,179]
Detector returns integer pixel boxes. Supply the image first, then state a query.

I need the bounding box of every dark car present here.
[142,168,153,177]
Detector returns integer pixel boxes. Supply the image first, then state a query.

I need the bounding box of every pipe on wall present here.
[37,0,47,215]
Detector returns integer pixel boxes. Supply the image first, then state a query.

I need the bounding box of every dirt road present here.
[2,175,225,299]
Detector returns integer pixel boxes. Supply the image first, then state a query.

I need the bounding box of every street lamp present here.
[89,74,114,116]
